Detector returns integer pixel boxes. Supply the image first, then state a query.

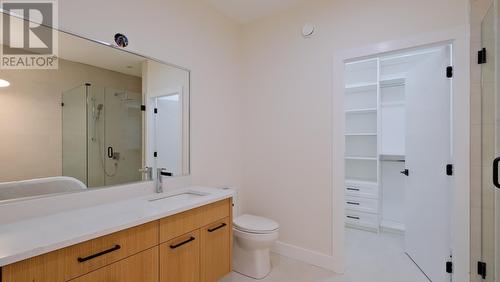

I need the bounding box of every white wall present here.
[59,0,243,190]
[239,0,468,258]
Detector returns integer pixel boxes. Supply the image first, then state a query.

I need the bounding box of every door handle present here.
[169,236,195,249]
[207,223,227,232]
[77,245,121,263]
[107,146,113,159]
[400,169,409,176]
[493,157,500,188]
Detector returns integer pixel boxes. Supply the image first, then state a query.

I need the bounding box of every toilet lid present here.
[233,214,279,234]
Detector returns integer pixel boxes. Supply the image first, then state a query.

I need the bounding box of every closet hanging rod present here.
[381,159,406,162]
[380,155,405,162]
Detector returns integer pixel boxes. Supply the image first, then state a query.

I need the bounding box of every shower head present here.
[93,103,104,121]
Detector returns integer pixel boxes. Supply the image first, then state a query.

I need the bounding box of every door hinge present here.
[446,164,453,176]
[478,261,486,279]
[61,102,64,107]
[141,105,146,111]
[478,48,487,64]
[446,66,453,78]
[446,261,453,274]
[153,152,158,158]
[154,108,158,114]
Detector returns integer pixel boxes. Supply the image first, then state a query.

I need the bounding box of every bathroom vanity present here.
[0,187,233,282]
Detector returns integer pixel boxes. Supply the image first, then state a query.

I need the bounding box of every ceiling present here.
[205,0,307,23]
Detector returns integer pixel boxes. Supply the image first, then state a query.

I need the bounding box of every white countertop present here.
[0,186,233,267]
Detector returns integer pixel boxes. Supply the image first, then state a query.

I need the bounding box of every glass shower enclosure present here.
[478,1,500,281]
[62,84,143,188]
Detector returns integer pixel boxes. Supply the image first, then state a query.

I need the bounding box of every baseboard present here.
[271,241,338,272]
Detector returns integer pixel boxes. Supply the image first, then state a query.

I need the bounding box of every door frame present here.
[332,26,470,282]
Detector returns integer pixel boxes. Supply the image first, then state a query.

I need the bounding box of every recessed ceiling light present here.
[0,79,10,87]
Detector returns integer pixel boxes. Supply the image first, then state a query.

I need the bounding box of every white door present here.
[404,46,452,282]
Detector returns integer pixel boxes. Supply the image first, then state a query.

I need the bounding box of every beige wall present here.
[59,0,243,190]
[0,59,141,182]
[239,0,468,256]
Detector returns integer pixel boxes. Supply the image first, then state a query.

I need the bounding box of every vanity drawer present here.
[61,220,159,279]
[345,196,378,213]
[159,199,231,243]
[345,211,379,229]
[345,181,378,199]
[1,221,159,282]
[68,246,159,282]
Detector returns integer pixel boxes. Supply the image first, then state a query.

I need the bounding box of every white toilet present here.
[232,214,279,279]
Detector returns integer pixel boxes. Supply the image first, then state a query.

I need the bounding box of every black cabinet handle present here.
[494,157,500,189]
[107,146,114,158]
[347,202,360,206]
[77,245,121,263]
[347,216,360,220]
[346,187,360,191]
[208,223,227,232]
[170,236,195,249]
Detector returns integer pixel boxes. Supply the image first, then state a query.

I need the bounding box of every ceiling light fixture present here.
[0,79,10,87]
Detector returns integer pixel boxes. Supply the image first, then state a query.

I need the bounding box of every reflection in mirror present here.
[145,61,190,177]
[0,13,190,202]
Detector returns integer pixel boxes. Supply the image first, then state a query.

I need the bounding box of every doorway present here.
[343,44,453,281]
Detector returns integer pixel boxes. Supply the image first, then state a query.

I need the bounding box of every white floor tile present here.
[220,228,429,282]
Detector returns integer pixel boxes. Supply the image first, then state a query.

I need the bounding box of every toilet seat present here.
[233,214,279,234]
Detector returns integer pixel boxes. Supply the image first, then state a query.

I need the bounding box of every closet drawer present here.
[345,181,378,199]
[345,211,379,229]
[345,196,378,213]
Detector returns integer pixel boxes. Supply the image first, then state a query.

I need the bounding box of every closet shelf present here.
[345,83,377,94]
[345,108,377,114]
[345,156,377,161]
[345,178,378,186]
[380,77,405,88]
[345,179,378,186]
[345,133,377,136]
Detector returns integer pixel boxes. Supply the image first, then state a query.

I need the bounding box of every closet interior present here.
[343,47,448,234]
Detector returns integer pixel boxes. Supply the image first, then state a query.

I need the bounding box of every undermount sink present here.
[148,191,208,203]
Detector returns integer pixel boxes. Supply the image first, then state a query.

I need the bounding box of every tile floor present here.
[220,228,429,282]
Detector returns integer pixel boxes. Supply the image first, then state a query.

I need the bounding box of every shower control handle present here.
[107,146,114,159]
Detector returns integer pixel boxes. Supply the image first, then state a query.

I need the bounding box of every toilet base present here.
[232,240,271,279]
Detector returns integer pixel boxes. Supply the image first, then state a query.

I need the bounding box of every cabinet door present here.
[160,230,200,282]
[200,217,231,282]
[68,247,158,282]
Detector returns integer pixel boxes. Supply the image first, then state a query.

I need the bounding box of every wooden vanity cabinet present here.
[160,230,201,282]
[0,198,232,282]
[200,217,231,282]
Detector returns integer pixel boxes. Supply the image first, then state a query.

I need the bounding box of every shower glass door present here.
[102,87,143,186]
[63,84,143,188]
[481,2,499,281]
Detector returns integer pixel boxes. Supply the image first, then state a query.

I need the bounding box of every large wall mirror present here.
[0,13,190,202]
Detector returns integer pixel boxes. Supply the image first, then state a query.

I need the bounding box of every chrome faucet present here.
[139,167,153,181]
[156,168,170,193]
